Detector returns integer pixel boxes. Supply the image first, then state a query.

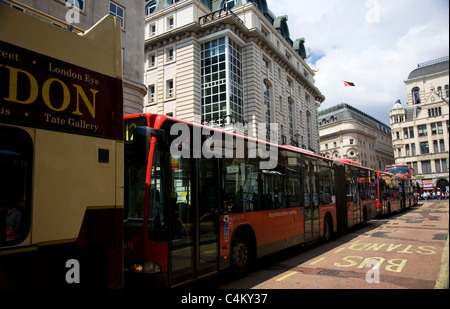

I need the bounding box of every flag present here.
[344,81,355,87]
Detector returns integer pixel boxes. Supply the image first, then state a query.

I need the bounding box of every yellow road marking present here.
[275,271,298,282]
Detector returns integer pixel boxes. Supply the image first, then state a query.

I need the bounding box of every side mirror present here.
[133,126,165,165]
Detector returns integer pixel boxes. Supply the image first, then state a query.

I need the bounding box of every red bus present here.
[375,171,418,216]
[385,164,414,178]
[384,164,419,208]
[123,114,378,287]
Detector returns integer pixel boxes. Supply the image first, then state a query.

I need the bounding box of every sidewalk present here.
[433,200,449,289]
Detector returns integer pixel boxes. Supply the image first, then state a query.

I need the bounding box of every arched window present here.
[437,86,443,97]
[412,87,421,104]
[221,0,236,9]
[445,85,449,98]
[145,0,157,15]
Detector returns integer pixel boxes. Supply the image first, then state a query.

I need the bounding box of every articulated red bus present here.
[375,171,418,217]
[384,164,419,210]
[385,164,414,179]
[123,114,378,287]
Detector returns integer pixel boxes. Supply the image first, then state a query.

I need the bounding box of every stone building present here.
[318,103,394,171]
[143,0,325,152]
[390,56,449,192]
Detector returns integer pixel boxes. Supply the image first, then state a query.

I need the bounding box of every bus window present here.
[0,126,32,247]
[318,161,334,205]
[125,140,165,241]
[261,170,285,210]
[345,166,355,202]
[286,168,302,208]
[222,160,259,214]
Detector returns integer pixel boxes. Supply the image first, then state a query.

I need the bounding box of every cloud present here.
[266,0,450,125]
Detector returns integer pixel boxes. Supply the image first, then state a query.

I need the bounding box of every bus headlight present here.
[130,262,161,274]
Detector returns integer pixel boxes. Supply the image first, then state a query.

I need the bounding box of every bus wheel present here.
[230,233,253,276]
[323,214,333,242]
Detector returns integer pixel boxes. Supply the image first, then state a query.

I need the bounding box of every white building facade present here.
[390,57,449,192]
[143,0,325,152]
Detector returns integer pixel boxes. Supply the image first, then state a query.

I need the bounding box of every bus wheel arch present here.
[229,224,256,277]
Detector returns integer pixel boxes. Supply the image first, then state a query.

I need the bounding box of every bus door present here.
[333,164,348,232]
[168,156,219,286]
[303,159,320,241]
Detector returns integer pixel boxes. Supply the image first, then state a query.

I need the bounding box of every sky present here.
[266,0,450,126]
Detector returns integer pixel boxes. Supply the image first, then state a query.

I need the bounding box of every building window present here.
[418,125,427,137]
[148,85,155,103]
[145,1,157,15]
[150,23,156,35]
[445,85,449,98]
[433,140,439,153]
[421,160,432,174]
[435,160,442,173]
[149,53,156,67]
[350,139,354,145]
[420,142,429,155]
[201,37,243,125]
[167,48,174,61]
[411,143,416,156]
[409,127,415,138]
[431,123,437,135]
[437,122,443,134]
[264,81,272,137]
[167,17,174,29]
[405,144,410,156]
[442,159,448,172]
[440,139,446,152]
[437,86,442,97]
[403,128,409,139]
[412,87,421,104]
[64,0,85,11]
[306,112,312,150]
[109,2,125,28]
[222,0,236,9]
[288,99,294,144]
[166,79,174,98]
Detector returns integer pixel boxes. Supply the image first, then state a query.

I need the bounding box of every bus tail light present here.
[129,262,161,274]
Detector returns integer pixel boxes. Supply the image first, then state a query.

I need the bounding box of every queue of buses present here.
[0,6,419,288]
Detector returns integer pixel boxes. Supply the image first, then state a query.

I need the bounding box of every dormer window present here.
[145,1,157,15]
[222,0,235,9]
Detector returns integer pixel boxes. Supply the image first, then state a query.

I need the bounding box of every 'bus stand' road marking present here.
[275,271,298,282]
[309,257,326,265]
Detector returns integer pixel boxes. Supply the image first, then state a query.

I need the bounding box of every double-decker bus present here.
[123,114,378,288]
[0,7,123,288]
